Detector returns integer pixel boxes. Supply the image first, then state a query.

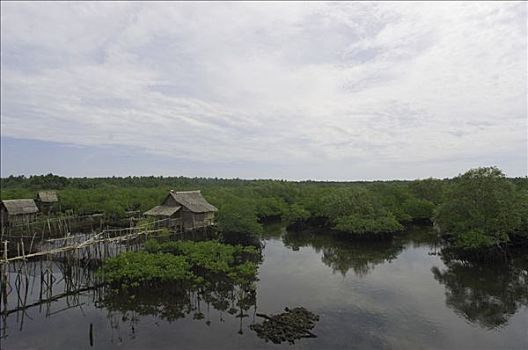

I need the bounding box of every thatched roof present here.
[169,190,218,213]
[1,199,39,215]
[144,205,181,217]
[37,191,58,203]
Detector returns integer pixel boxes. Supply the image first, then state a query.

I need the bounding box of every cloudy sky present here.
[1,2,526,180]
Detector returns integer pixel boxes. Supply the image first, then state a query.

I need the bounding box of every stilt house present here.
[36,191,59,214]
[144,190,217,231]
[0,199,39,226]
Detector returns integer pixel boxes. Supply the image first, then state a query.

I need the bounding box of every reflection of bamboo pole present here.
[89,323,94,347]
[1,284,103,316]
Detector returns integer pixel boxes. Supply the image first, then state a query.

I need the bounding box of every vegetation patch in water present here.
[250,307,320,344]
[145,240,260,284]
[101,252,192,288]
[98,240,261,328]
[100,240,260,290]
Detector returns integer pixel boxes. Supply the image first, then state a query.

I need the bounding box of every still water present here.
[2,226,527,349]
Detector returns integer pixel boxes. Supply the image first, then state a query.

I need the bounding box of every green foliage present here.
[229,261,259,285]
[100,252,192,287]
[314,187,403,236]
[151,240,259,276]
[215,196,263,236]
[453,229,497,250]
[105,240,261,290]
[367,183,413,223]
[100,240,260,325]
[284,203,311,224]
[408,178,446,204]
[3,168,525,252]
[402,198,435,221]
[334,213,403,237]
[58,187,167,215]
[0,187,34,200]
[315,187,372,220]
[144,239,161,253]
[435,167,526,252]
[510,188,528,241]
[255,197,289,219]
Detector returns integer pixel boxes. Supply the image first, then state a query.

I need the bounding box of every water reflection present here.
[281,227,528,330]
[3,227,528,349]
[432,253,528,329]
[1,256,259,345]
[282,230,405,277]
[99,279,257,333]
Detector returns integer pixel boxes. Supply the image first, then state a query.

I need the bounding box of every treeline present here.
[1,168,527,256]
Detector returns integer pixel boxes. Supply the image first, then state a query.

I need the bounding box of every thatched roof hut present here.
[167,190,218,213]
[37,191,58,203]
[143,190,217,230]
[1,199,39,215]
[1,199,39,225]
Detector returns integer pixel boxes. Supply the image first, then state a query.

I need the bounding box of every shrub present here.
[119,240,261,288]
[100,252,192,287]
[334,213,403,237]
[402,198,435,222]
[316,187,403,237]
[434,167,525,252]
[216,198,263,235]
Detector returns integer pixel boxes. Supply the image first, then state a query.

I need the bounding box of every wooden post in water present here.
[89,322,94,347]
[1,241,9,315]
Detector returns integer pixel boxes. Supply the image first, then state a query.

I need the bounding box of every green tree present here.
[402,198,435,222]
[408,178,446,204]
[316,187,403,237]
[216,197,263,237]
[434,167,525,252]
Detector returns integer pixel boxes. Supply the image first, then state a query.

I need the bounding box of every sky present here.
[1,2,527,180]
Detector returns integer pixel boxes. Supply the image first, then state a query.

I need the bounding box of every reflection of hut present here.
[1,199,39,226]
[36,191,59,214]
[144,190,217,231]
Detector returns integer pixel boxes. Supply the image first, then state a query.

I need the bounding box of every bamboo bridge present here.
[0,217,215,340]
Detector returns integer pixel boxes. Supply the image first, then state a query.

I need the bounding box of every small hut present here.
[144,190,217,231]
[36,191,59,214]
[0,199,39,226]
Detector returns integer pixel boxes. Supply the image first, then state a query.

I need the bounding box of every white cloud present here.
[1,2,526,179]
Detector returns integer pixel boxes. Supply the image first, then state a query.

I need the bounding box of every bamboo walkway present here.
[0,218,180,339]
[0,217,179,263]
[1,227,165,264]
[0,216,219,342]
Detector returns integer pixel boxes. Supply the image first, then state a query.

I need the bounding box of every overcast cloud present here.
[1,2,526,180]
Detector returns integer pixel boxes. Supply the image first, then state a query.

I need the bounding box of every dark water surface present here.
[2,226,527,349]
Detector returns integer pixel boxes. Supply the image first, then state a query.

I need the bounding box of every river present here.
[2,225,527,349]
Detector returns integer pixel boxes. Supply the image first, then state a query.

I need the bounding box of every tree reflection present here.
[99,276,257,335]
[432,253,528,329]
[282,230,405,277]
